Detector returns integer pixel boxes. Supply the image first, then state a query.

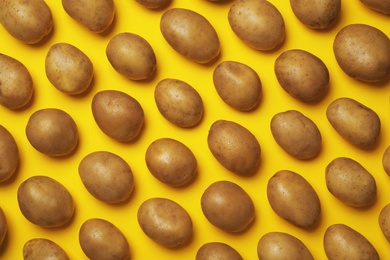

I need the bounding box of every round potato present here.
[196,242,243,260]
[360,0,390,15]
[136,0,171,9]
[23,238,69,260]
[0,125,19,182]
[379,203,390,242]
[0,207,6,247]
[382,146,390,176]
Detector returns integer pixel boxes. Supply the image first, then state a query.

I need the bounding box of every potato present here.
[136,0,171,9]
[106,32,156,80]
[257,232,314,260]
[0,54,33,109]
[0,125,19,182]
[137,197,192,247]
[91,90,144,142]
[160,8,220,64]
[326,97,380,149]
[213,61,262,111]
[201,180,255,233]
[78,151,134,203]
[154,78,204,128]
[45,43,93,95]
[290,0,341,29]
[379,203,390,242]
[382,146,390,176]
[324,223,379,260]
[79,218,130,260]
[145,138,197,186]
[270,110,322,159]
[267,170,321,229]
[333,24,390,82]
[326,157,377,207]
[23,238,69,260]
[0,207,6,247]
[228,0,285,51]
[0,0,53,44]
[274,49,329,102]
[17,175,74,228]
[25,108,78,157]
[196,242,243,260]
[360,0,390,15]
[62,0,115,33]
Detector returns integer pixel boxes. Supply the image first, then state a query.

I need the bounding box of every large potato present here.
[379,204,390,242]
[196,242,243,260]
[0,207,6,248]
[0,125,19,182]
[360,0,390,15]
[23,238,69,260]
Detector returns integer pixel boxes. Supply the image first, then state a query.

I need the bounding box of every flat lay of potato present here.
[196,242,243,260]
[0,125,19,183]
[23,238,69,260]
[0,207,6,248]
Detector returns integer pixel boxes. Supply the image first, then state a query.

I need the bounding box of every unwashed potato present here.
[0,54,34,109]
[160,8,220,64]
[78,151,134,203]
[136,0,171,9]
[201,180,255,233]
[324,224,379,260]
[17,175,74,228]
[0,0,53,44]
[0,207,6,248]
[23,238,69,260]
[382,145,390,176]
[228,0,285,51]
[360,0,390,15]
[196,242,243,260]
[0,125,19,182]
[379,203,390,242]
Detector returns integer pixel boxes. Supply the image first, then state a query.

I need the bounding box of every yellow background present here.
[0,0,390,259]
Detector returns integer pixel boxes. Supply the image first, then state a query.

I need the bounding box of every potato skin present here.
[360,0,390,15]
[0,207,6,247]
[382,146,390,176]
[23,238,69,260]
[196,242,243,260]
[379,204,390,242]
[0,125,19,182]
[136,0,171,9]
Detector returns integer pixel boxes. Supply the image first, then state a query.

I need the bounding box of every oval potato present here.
[23,238,69,260]
[382,145,390,176]
[360,0,390,15]
[0,125,19,182]
[379,203,390,242]
[0,207,6,247]
[196,242,243,260]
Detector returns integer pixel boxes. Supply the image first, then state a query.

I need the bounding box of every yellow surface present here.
[0,1,390,259]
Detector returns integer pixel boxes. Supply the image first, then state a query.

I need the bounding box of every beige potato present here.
[78,151,134,203]
[333,23,390,82]
[17,175,74,228]
[382,145,390,176]
[326,97,380,149]
[379,203,390,242]
[324,224,379,260]
[0,207,6,247]
[0,125,19,182]
[267,170,321,229]
[201,180,255,233]
[360,0,390,15]
[23,238,69,260]
[228,0,285,51]
[0,54,33,109]
[213,61,262,111]
[136,0,171,9]
[137,197,192,247]
[196,242,243,260]
[160,8,220,63]
[92,90,144,142]
[154,78,203,128]
[274,49,329,102]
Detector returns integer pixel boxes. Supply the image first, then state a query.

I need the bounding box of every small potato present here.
[160,8,220,64]
[145,138,197,186]
[45,43,93,95]
[91,90,144,142]
[201,180,255,233]
[271,110,322,159]
[25,108,78,157]
[379,204,390,242]
[196,242,243,260]
[267,170,321,229]
[274,49,329,102]
[228,0,285,51]
[137,197,192,248]
[360,0,390,15]
[326,157,377,207]
[0,0,53,44]
[106,32,156,80]
[78,151,134,203]
[257,232,314,260]
[17,175,74,228]
[382,146,390,176]
[0,207,6,247]
[23,238,69,260]
[213,61,262,111]
[79,218,130,260]
[0,125,19,182]
[326,97,380,149]
[136,0,171,9]
[154,78,203,128]
[333,24,390,82]
[0,54,33,109]
[324,224,379,260]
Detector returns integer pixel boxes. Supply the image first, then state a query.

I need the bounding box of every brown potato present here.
[383,146,390,176]
[196,242,243,260]
[0,125,19,182]
[379,203,390,242]
[360,0,390,15]
[136,0,171,9]
[201,180,255,233]
[0,207,6,247]
[23,238,69,260]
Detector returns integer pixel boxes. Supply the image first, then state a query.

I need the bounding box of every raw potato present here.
[360,0,390,15]
[271,110,322,159]
[382,145,390,176]
[267,170,321,229]
[79,218,130,260]
[326,97,380,149]
[137,197,192,248]
[228,0,285,51]
[274,49,329,102]
[333,23,390,82]
[0,0,53,44]
[160,8,220,63]
[0,207,6,247]
[78,151,134,203]
[106,32,157,80]
[324,224,379,260]
[154,78,204,128]
[17,175,74,228]
[326,157,377,207]
[23,238,69,260]
[0,54,33,109]
[145,138,197,186]
[213,61,262,111]
[201,180,255,233]
[25,108,79,157]
[379,203,390,242]
[45,43,93,95]
[196,242,243,260]
[136,0,171,9]
[92,90,144,142]
[0,125,19,182]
